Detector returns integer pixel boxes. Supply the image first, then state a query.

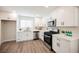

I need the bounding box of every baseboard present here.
[1,39,16,44]
[16,40,28,42]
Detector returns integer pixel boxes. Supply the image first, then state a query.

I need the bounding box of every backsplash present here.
[58,27,79,36]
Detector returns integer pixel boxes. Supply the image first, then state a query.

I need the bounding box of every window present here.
[20,20,33,28]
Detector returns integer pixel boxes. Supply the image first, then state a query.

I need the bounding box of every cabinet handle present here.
[57,43,60,47]
[57,39,60,41]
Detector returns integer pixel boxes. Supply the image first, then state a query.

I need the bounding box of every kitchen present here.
[0,6,79,53]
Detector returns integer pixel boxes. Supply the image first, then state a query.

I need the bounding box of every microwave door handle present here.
[52,21,54,26]
[55,19,56,26]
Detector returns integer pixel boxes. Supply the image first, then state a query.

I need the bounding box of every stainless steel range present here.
[44,29,59,50]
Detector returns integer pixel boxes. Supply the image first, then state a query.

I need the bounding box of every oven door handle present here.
[44,35,50,38]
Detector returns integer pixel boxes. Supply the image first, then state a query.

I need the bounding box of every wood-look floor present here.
[0,40,53,53]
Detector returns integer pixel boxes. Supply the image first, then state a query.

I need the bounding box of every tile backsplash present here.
[58,27,79,36]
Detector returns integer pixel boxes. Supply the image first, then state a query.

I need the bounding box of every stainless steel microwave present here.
[48,19,56,27]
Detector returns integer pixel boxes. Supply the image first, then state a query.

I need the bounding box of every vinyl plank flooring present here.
[0,40,53,53]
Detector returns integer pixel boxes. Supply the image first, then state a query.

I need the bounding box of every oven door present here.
[44,35,52,46]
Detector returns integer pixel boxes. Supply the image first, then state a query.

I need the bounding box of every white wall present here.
[0,11,16,21]
[59,27,79,36]
[1,20,16,43]
[34,17,47,30]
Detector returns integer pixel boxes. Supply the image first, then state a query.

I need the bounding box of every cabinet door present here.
[39,34,44,41]
[23,32,28,41]
[41,33,44,41]
[27,32,33,40]
[60,38,70,53]
[53,36,60,52]
[17,32,24,41]
[17,32,29,41]
[20,32,27,41]
[39,31,44,41]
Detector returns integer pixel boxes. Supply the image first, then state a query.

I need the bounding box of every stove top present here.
[44,30,59,36]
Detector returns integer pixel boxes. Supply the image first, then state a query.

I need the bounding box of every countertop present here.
[52,34,79,41]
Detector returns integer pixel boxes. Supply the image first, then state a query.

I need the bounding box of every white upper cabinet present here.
[51,7,79,26]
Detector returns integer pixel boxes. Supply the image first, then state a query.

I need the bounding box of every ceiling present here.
[0,6,59,17]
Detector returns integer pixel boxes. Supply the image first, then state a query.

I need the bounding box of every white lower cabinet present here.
[39,31,44,41]
[53,36,60,52]
[59,39,70,53]
[17,32,33,42]
[52,35,79,53]
[53,36,70,53]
